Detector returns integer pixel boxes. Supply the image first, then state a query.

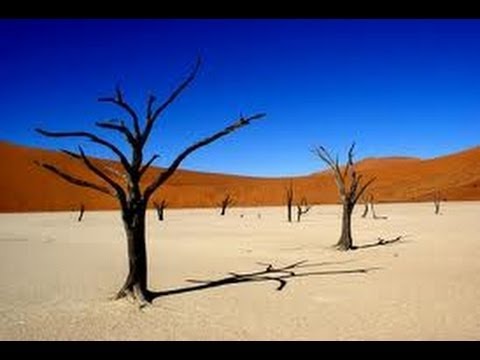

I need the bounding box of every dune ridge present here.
[1,141,480,212]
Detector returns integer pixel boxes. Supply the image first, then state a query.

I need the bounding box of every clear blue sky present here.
[1,19,479,177]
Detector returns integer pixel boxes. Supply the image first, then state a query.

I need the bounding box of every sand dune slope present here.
[1,141,480,212]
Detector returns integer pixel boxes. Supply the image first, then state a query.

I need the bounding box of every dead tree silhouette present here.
[153,199,167,221]
[370,195,388,220]
[433,192,441,215]
[296,197,312,222]
[285,181,294,222]
[313,143,375,250]
[219,194,234,216]
[148,260,378,300]
[77,204,85,222]
[361,196,369,218]
[35,58,265,306]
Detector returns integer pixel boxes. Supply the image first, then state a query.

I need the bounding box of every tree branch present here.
[98,86,141,139]
[35,128,131,173]
[143,112,266,200]
[77,147,127,207]
[34,161,113,196]
[343,142,356,179]
[142,57,202,146]
[95,120,136,145]
[354,177,376,205]
[139,154,159,179]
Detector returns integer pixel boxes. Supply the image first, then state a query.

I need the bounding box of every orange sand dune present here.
[1,141,480,212]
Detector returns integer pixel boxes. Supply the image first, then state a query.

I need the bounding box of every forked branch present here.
[98,86,141,138]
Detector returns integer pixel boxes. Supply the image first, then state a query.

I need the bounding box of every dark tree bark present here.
[153,199,167,221]
[361,201,369,218]
[35,57,266,307]
[219,194,234,216]
[286,182,294,222]
[313,143,375,251]
[296,197,312,222]
[78,204,85,222]
[434,192,441,215]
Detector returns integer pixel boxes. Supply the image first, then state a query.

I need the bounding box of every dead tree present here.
[313,143,375,250]
[285,181,294,222]
[153,199,167,221]
[35,58,265,306]
[78,204,85,222]
[370,194,387,220]
[361,195,369,218]
[433,192,441,215]
[296,197,312,222]
[219,194,234,216]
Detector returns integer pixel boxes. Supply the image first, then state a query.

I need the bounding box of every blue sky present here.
[1,19,479,177]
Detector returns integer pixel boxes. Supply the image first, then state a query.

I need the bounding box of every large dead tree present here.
[153,199,168,221]
[35,58,265,306]
[296,197,312,222]
[219,193,234,216]
[313,143,375,250]
[285,181,294,222]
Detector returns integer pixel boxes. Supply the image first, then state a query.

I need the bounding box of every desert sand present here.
[1,202,480,340]
[1,141,480,213]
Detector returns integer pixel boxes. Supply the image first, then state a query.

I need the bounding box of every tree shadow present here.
[352,235,405,250]
[147,260,380,302]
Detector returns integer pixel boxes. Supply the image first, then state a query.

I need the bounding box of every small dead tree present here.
[361,195,369,218]
[434,192,441,215]
[296,197,312,222]
[313,143,375,250]
[153,199,167,221]
[78,204,85,222]
[370,194,387,220]
[285,181,294,222]
[35,58,265,306]
[219,194,234,216]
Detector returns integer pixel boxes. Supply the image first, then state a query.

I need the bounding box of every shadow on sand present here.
[147,260,380,302]
[352,235,405,250]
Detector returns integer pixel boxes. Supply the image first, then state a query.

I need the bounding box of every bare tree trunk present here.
[337,204,353,250]
[286,182,293,223]
[154,200,167,221]
[433,192,441,215]
[361,202,369,218]
[296,197,311,222]
[78,204,85,222]
[371,201,378,218]
[219,194,234,216]
[116,203,150,304]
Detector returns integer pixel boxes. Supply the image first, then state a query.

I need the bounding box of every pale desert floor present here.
[1,202,480,340]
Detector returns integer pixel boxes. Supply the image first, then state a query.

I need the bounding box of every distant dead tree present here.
[219,194,234,216]
[285,181,294,222]
[153,199,168,221]
[35,57,265,306]
[78,204,85,222]
[361,195,369,218]
[313,143,375,250]
[370,194,387,220]
[433,192,441,215]
[296,197,312,222]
